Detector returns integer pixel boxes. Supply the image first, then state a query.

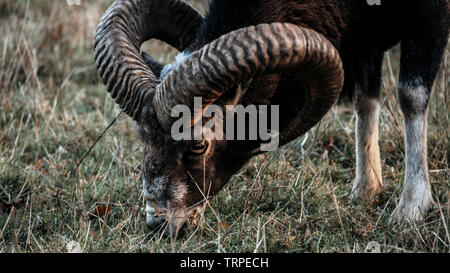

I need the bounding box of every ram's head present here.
[94,0,344,235]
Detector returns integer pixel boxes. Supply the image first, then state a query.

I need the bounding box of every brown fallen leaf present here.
[129,204,137,218]
[0,199,24,212]
[35,159,43,171]
[326,136,334,152]
[89,205,111,220]
[320,136,334,160]
[287,235,296,244]
[353,222,374,238]
[217,221,229,231]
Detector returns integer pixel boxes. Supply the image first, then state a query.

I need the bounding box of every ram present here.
[94,0,449,235]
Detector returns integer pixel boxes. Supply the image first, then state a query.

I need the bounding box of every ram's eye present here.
[189,141,208,155]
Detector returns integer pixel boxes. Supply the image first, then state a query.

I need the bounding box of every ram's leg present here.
[393,4,447,221]
[351,56,384,200]
[351,87,383,200]
[394,81,434,222]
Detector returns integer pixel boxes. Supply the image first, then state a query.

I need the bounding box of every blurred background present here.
[0,0,448,253]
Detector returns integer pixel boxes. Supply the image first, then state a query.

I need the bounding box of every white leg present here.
[352,90,383,200]
[394,83,434,221]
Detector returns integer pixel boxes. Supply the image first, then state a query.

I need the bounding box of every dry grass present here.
[0,0,448,253]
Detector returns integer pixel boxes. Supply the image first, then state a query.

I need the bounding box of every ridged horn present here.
[94,0,203,121]
[153,23,344,150]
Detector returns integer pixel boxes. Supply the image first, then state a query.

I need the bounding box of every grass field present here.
[0,0,448,253]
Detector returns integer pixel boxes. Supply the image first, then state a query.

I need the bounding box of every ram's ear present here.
[142,52,164,78]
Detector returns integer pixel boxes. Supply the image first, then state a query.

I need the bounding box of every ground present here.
[0,0,448,253]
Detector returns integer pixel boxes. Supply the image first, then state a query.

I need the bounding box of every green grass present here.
[0,0,449,253]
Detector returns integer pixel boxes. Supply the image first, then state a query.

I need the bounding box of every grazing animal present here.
[94,0,449,235]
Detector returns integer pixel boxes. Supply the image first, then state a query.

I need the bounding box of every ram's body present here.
[191,0,446,106]
[95,0,449,234]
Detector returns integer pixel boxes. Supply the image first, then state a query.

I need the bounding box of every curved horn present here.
[153,23,344,150]
[94,0,203,120]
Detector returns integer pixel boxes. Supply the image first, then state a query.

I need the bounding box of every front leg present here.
[392,10,447,221]
[351,88,383,200]
[393,82,435,222]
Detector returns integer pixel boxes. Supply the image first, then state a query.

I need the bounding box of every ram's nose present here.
[146,214,166,231]
[145,205,167,231]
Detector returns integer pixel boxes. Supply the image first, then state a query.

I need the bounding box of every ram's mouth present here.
[145,202,206,236]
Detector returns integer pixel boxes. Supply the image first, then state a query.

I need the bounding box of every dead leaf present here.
[287,235,296,244]
[353,223,374,238]
[0,199,24,212]
[89,205,111,219]
[35,159,43,171]
[129,204,137,218]
[217,222,229,231]
[326,135,334,152]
